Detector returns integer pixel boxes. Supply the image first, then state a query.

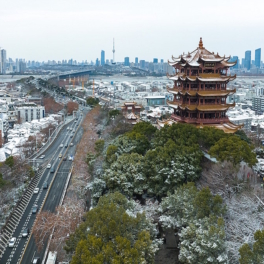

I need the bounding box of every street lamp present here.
[49,128,53,142]
[257,123,260,148]
[35,133,38,152]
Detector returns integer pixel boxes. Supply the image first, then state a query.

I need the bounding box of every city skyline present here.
[1,0,264,62]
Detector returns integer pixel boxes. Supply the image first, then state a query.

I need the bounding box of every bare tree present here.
[66,101,78,115]
[32,196,84,261]
[197,161,264,263]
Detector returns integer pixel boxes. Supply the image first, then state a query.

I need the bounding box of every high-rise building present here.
[148,62,154,72]
[0,49,6,74]
[255,48,261,68]
[96,58,100,66]
[135,57,138,65]
[230,56,239,69]
[153,58,158,63]
[101,50,105,66]
[140,60,146,69]
[161,59,164,63]
[124,57,130,66]
[18,61,26,73]
[16,59,19,72]
[252,96,264,114]
[245,50,251,70]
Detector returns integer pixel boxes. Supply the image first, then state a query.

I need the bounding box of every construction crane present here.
[82,77,84,90]
[72,78,75,89]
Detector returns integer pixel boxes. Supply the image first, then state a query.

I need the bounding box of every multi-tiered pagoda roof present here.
[159,38,243,133]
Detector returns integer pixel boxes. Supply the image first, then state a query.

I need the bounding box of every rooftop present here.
[168,38,237,68]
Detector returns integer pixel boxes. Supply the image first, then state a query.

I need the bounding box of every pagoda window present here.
[201,84,204,89]
[187,70,190,76]
[221,98,226,103]
[191,84,198,89]
[200,99,203,104]
[205,99,215,104]
[203,69,214,74]
[191,70,198,75]
[217,84,220,89]
[216,70,218,73]
[181,68,184,73]
[190,99,198,104]
[199,69,202,73]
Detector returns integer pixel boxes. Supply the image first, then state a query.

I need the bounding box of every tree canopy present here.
[239,229,264,264]
[159,183,227,263]
[209,135,257,166]
[86,97,99,107]
[65,192,158,264]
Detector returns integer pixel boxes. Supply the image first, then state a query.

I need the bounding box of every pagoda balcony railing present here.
[183,102,226,105]
[171,114,229,124]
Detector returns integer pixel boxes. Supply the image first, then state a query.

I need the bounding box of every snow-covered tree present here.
[146,152,200,196]
[197,162,264,263]
[159,183,226,264]
[86,178,106,204]
[103,153,147,197]
[239,229,264,264]
[159,182,198,228]
[179,217,227,264]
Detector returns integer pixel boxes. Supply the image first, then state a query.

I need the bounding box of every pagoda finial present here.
[199,37,203,49]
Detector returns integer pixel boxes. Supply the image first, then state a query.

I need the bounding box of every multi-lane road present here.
[0,109,88,264]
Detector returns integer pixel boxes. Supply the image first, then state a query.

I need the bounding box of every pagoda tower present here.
[165,38,242,133]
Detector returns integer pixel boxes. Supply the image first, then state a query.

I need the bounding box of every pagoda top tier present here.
[169,38,237,68]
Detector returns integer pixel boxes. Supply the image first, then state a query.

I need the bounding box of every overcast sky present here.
[1,0,264,63]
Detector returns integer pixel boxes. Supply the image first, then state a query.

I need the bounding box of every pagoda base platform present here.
[157,119,243,133]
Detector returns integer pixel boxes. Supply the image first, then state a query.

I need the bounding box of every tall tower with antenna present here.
[112,38,116,64]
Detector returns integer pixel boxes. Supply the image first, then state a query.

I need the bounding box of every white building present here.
[15,103,45,123]
[0,113,9,138]
[0,93,11,103]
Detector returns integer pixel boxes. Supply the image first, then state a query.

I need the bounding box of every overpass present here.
[57,70,93,79]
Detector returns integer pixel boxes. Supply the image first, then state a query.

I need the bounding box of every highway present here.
[0,109,88,264]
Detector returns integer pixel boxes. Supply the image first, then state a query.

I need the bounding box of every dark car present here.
[63,156,67,161]
[43,182,48,189]
[22,228,29,238]
[50,167,55,173]
[65,143,68,148]
[32,205,38,214]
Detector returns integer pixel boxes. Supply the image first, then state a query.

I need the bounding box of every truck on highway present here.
[46,251,57,264]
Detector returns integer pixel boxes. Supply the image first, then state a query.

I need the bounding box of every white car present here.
[70,128,73,131]
[47,163,51,169]
[68,156,73,161]
[60,144,63,148]
[70,143,73,146]
[39,155,45,159]
[9,237,16,247]
[33,188,39,194]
